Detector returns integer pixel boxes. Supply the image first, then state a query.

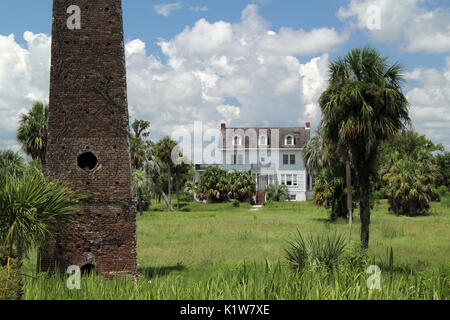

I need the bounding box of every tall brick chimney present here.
[221,123,226,130]
[40,0,137,277]
[306,122,311,130]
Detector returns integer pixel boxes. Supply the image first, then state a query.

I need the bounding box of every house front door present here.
[257,190,265,205]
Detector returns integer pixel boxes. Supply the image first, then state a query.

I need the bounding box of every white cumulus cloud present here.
[338,0,450,53]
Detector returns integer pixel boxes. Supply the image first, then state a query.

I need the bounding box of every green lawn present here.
[21,198,450,299]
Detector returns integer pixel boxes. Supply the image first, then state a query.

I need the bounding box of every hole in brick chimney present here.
[78,152,97,171]
[115,182,119,185]
[113,145,117,150]
[105,7,109,11]
[107,42,111,46]
[81,264,96,276]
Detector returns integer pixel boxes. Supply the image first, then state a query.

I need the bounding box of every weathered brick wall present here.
[40,0,137,276]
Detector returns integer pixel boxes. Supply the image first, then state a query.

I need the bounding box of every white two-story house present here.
[194,123,314,204]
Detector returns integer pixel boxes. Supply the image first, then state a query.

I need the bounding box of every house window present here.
[233,135,242,146]
[286,175,292,186]
[283,154,289,165]
[259,135,267,146]
[285,135,295,146]
[231,154,244,165]
[238,154,243,164]
[290,154,295,165]
[280,174,285,185]
[290,195,297,201]
[293,175,298,186]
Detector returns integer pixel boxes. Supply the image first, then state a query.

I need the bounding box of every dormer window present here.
[285,134,295,146]
[259,134,268,146]
[232,135,242,146]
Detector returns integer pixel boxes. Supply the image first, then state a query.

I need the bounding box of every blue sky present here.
[0,0,449,150]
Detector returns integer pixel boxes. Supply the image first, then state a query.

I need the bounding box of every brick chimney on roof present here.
[221,123,226,130]
[306,122,311,130]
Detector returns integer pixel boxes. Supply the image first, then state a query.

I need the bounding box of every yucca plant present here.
[285,230,348,273]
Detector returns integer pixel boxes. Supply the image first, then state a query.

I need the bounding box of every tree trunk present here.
[154,178,173,211]
[168,165,172,204]
[138,187,143,216]
[346,160,353,231]
[359,173,371,250]
[176,174,180,210]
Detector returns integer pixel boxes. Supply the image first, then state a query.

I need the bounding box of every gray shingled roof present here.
[219,127,310,149]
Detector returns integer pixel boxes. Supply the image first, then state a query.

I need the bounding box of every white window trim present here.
[285,134,294,146]
[259,134,268,146]
[232,135,242,146]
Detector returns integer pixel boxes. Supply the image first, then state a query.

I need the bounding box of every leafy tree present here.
[435,151,450,187]
[312,167,348,221]
[154,137,178,203]
[129,119,151,170]
[303,133,326,173]
[379,130,443,171]
[142,147,173,211]
[197,167,230,202]
[265,182,289,202]
[229,171,256,202]
[16,101,49,166]
[320,47,410,249]
[183,180,197,200]
[303,131,354,220]
[383,158,439,216]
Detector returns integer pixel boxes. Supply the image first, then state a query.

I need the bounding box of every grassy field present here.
[21,198,450,300]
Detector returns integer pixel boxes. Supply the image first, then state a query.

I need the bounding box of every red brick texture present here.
[40,0,137,277]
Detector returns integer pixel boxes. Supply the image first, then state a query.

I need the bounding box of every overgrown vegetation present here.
[197,167,255,202]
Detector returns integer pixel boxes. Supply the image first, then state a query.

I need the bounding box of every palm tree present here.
[303,132,326,173]
[154,137,177,203]
[320,46,410,249]
[0,171,79,259]
[143,148,174,211]
[0,150,25,178]
[16,101,49,166]
[132,169,151,215]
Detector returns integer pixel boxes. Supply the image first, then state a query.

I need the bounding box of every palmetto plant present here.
[264,182,289,202]
[320,46,411,249]
[0,172,79,258]
[384,158,439,216]
[16,101,49,165]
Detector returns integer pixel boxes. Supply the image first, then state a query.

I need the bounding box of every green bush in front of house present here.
[0,247,22,300]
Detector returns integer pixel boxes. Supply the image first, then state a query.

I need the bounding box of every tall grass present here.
[22,260,448,300]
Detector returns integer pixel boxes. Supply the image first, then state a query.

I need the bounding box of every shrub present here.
[263,200,274,207]
[285,231,347,273]
[383,158,439,216]
[264,183,289,202]
[197,168,255,203]
[0,247,22,300]
[436,185,448,197]
[372,187,386,200]
[232,199,240,208]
